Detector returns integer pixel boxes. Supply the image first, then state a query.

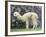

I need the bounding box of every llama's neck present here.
[17,14,23,20]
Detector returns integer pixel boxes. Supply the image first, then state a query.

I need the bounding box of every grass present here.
[11,27,42,32]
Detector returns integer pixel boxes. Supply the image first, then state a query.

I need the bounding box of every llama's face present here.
[14,12,20,17]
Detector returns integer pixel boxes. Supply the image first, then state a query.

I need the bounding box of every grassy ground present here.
[11,27,42,32]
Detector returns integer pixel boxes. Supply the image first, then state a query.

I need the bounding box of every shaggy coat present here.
[14,12,39,29]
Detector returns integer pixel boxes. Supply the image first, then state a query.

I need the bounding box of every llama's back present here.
[29,12,39,19]
[23,12,38,18]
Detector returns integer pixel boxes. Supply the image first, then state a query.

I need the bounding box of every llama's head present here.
[13,12,22,20]
[14,12,20,17]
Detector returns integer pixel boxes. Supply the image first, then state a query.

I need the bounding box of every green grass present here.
[11,28,42,32]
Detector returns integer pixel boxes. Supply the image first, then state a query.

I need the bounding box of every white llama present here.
[13,12,39,29]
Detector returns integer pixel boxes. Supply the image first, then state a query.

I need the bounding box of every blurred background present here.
[10,5,42,31]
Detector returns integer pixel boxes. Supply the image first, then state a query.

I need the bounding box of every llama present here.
[13,12,39,29]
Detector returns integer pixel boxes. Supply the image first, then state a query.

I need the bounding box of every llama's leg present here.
[32,20,35,29]
[26,20,29,29]
[33,25,35,29]
[33,24,37,29]
[33,20,38,29]
[35,20,38,28]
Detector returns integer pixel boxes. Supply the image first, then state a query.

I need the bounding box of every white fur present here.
[14,12,39,29]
